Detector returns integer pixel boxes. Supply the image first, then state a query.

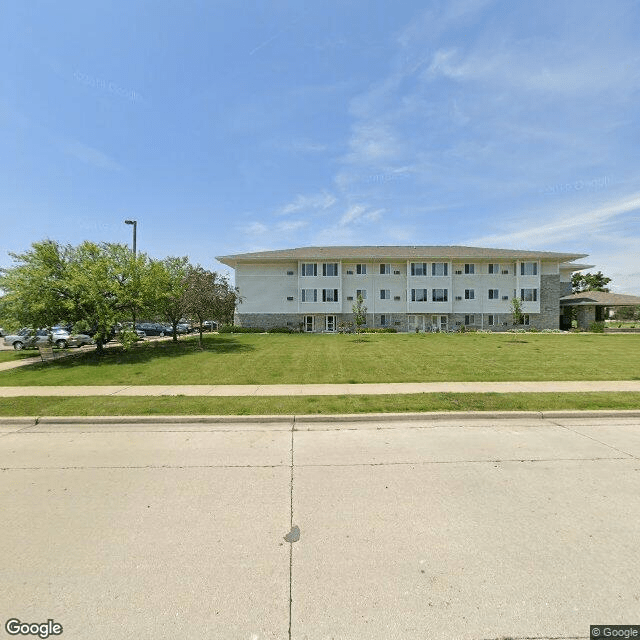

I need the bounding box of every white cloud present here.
[277,192,337,216]
[60,139,123,171]
[339,204,384,226]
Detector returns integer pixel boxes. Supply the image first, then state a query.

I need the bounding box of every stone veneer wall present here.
[538,274,561,330]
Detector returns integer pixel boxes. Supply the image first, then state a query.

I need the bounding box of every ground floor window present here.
[465,314,475,326]
[304,316,314,332]
[488,314,495,326]
[325,315,336,332]
[380,314,388,326]
[523,314,530,326]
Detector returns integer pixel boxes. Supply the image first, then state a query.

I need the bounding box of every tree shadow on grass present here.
[39,335,254,369]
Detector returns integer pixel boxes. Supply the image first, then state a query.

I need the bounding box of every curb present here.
[1,409,640,426]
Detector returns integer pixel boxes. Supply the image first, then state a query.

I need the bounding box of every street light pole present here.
[124,220,138,330]
[124,219,137,256]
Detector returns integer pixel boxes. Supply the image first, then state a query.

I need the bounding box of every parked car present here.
[0,327,5,337]
[200,320,218,331]
[135,322,171,337]
[3,328,92,350]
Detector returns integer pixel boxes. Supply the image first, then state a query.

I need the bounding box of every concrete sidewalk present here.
[1,379,640,396]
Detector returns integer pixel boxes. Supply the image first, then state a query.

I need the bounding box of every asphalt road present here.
[1,415,639,640]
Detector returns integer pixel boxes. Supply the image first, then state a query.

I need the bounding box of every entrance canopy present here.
[560,291,640,328]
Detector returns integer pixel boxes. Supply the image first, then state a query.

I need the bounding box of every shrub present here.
[218,325,265,333]
[357,327,397,333]
[117,329,141,350]
[267,326,295,333]
[588,321,605,333]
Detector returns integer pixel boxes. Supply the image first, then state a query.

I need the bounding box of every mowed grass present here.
[0,332,639,386]
[2,392,640,417]
[0,351,42,363]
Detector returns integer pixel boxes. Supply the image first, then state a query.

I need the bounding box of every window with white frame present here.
[411,262,427,276]
[523,314,530,325]
[322,289,338,302]
[465,314,474,325]
[301,289,317,302]
[520,288,538,302]
[356,263,367,275]
[488,314,495,325]
[411,289,428,302]
[380,289,390,300]
[488,263,499,274]
[520,262,538,276]
[432,262,448,276]
[432,288,448,302]
[323,263,338,277]
[356,289,367,300]
[464,289,475,300]
[488,289,499,300]
[464,263,475,274]
[380,314,388,326]
[301,263,317,277]
[380,263,390,275]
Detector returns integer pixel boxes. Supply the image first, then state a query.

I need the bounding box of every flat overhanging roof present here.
[560,291,640,306]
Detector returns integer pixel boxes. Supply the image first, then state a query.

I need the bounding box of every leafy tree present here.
[352,293,367,331]
[153,256,191,342]
[0,240,159,355]
[182,266,240,347]
[510,297,524,326]
[571,271,611,293]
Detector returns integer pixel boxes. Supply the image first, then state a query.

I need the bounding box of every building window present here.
[355,263,367,275]
[380,263,390,275]
[488,289,499,300]
[488,314,495,326]
[322,289,339,302]
[520,262,538,276]
[411,262,427,276]
[464,289,475,300]
[432,262,448,276]
[323,263,338,277]
[523,314,530,325]
[301,289,317,302]
[304,316,314,332]
[520,288,538,302]
[464,263,475,274]
[411,289,428,302]
[301,263,317,277]
[432,288,448,302]
[380,289,390,300]
[325,315,336,332]
[380,314,388,326]
[465,314,474,325]
[356,289,367,300]
[488,263,499,274]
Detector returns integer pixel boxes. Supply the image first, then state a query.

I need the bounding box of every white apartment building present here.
[216,246,588,332]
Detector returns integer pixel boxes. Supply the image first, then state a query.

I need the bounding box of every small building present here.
[560,291,640,329]
[216,246,590,332]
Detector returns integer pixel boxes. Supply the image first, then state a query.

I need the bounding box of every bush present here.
[218,325,265,333]
[117,329,141,350]
[588,321,605,333]
[357,327,397,333]
[267,327,295,333]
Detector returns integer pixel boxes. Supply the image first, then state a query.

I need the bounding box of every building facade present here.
[216,246,588,332]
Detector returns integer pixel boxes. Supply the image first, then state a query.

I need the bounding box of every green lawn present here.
[2,392,640,417]
[0,351,41,363]
[0,332,639,386]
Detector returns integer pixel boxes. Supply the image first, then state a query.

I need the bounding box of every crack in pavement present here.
[549,419,638,459]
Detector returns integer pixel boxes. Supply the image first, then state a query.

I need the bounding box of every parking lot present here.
[1,414,638,639]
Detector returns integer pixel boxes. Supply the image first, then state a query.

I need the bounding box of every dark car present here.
[136,323,171,337]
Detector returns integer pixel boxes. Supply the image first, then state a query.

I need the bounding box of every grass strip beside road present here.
[2,392,640,417]
[0,333,639,386]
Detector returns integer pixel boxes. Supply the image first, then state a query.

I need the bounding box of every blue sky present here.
[2,0,639,293]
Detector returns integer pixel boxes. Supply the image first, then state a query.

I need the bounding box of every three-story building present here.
[216,246,588,332]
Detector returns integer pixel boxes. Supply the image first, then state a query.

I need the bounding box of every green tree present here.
[510,297,524,326]
[182,266,240,347]
[352,293,367,331]
[153,256,192,342]
[571,271,611,293]
[0,240,159,355]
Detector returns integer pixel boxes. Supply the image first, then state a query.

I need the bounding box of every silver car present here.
[3,328,93,350]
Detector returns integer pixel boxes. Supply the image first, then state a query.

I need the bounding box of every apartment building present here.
[216,246,588,332]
